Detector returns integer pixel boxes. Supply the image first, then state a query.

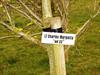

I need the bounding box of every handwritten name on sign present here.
[41,32,76,45]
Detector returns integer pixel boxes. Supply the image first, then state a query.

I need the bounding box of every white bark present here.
[42,0,66,75]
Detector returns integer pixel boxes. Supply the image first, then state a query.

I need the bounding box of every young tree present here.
[0,0,100,75]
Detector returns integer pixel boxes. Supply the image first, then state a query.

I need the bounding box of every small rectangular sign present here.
[41,32,76,45]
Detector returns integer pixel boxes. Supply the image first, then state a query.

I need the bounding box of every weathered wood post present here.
[42,0,66,75]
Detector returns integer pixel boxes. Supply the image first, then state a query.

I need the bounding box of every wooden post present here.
[42,0,66,75]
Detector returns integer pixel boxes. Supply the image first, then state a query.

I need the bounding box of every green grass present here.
[0,0,100,75]
[66,21,100,75]
[0,37,49,75]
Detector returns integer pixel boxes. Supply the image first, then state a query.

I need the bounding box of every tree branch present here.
[0,35,20,40]
[0,21,42,46]
[8,4,43,28]
[76,10,100,38]
[3,5,15,27]
[18,0,42,23]
[58,0,69,32]
[64,10,100,59]
[8,4,33,21]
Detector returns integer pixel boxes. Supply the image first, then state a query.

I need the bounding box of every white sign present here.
[41,32,76,45]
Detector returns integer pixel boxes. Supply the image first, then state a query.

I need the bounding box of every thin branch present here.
[18,0,42,23]
[58,6,63,17]
[64,10,100,58]
[0,21,42,46]
[8,4,33,21]
[0,35,20,40]
[58,0,69,32]
[94,0,97,11]
[92,10,100,18]
[59,0,69,18]
[76,10,100,37]
[0,21,14,31]
[8,4,42,28]
[3,5,15,27]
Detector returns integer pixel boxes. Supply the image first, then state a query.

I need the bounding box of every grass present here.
[0,0,100,75]
[66,21,100,75]
[0,37,49,75]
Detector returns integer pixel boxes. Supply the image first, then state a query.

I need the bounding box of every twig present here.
[64,10,100,59]
[92,10,100,18]
[8,4,33,21]
[58,0,69,32]
[0,21,42,46]
[94,0,97,11]
[76,10,100,37]
[58,6,63,17]
[0,35,20,40]
[28,0,41,9]
[8,4,42,28]
[3,5,15,27]
[0,21,14,31]
[18,0,42,23]
[59,0,69,18]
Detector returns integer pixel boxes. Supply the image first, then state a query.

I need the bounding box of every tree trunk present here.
[42,0,66,75]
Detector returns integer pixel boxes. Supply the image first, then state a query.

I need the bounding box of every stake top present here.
[50,17,62,29]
